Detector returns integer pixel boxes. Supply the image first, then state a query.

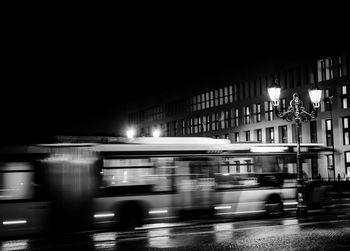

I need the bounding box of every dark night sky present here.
[1,9,349,144]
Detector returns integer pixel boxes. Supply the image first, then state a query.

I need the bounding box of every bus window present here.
[0,162,34,200]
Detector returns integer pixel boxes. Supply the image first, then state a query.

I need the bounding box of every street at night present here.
[2,206,350,251]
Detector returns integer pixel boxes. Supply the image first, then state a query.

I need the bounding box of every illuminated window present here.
[211,113,216,131]
[215,112,220,130]
[181,119,185,135]
[234,132,239,142]
[342,85,349,109]
[244,106,250,124]
[206,92,210,108]
[255,129,262,142]
[194,117,198,134]
[345,152,350,176]
[231,108,239,127]
[265,101,274,121]
[253,103,261,123]
[219,88,224,105]
[197,95,201,111]
[266,127,274,143]
[325,58,334,80]
[220,111,225,129]
[210,91,214,107]
[343,116,350,145]
[214,90,219,106]
[224,110,229,129]
[173,121,178,136]
[206,114,211,131]
[229,86,233,103]
[224,87,229,104]
[326,119,333,146]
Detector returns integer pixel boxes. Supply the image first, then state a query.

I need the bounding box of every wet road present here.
[2,209,350,250]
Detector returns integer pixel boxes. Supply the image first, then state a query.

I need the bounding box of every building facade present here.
[128,51,350,179]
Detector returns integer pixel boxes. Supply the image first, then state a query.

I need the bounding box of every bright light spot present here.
[3,220,27,225]
[282,219,298,225]
[152,129,161,138]
[2,240,28,250]
[149,210,168,214]
[214,206,231,210]
[283,201,298,206]
[93,232,116,242]
[222,173,230,176]
[126,129,135,138]
[93,213,115,218]
[250,146,288,153]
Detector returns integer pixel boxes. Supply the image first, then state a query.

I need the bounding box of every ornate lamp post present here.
[268,80,322,218]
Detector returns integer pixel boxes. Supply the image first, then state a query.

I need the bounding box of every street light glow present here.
[126,129,135,138]
[309,88,322,108]
[152,129,161,138]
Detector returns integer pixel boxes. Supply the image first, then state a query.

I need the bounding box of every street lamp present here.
[268,80,322,218]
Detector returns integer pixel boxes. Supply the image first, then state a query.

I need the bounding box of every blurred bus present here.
[0,137,332,236]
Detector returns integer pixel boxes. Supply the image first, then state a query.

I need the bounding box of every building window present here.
[181,119,185,136]
[220,111,225,129]
[279,125,288,143]
[231,108,239,127]
[229,86,233,103]
[327,154,334,178]
[215,112,220,130]
[342,85,349,109]
[345,152,350,176]
[245,131,250,142]
[281,98,287,113]
[224,110,229,129]
[224,87,229,104]
[214,90,219,106]
[255,129,262,142]
[219,88,224,105]
[244,106,250,124]
[211,113,216,131]
[324,88,332,112]
[310,121,317,143]
[265,101,274,121]
[317,59,326,82]
[233,84,238,101]
[234,132,239,142]
[325,58,334,80]
[326,119,333,147]
[343,116,350,145]
[210,91,214,107]
[266,127,274,143]
[206,114,211,132]
[253,103,261,123]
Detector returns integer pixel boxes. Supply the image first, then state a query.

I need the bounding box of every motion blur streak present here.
[1,240,28,251]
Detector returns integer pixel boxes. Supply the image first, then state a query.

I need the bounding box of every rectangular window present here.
[219,88,224,105]
[201,94,205,110]
[206,114,211,132]
[234,132,239,142]
[202,115,206,132]
[197,95,201,111]
[324,88,332,112]
[265,101,274,121]
[244,105,250,124]
[181,119,185,136]
[224,87,229,104]
[210,91,214,107]
[234,84,238,101]
[255,129,262,142]
[214,90,219,106]
[279,125,288,143]
[317,59,326,82]
[220,111,225,129]
[231,108,239,127]
[206,92,210,108]
[343,116,350,145]
[342,85,349,109]
[281,98,287,113]
[245,131,250,142]
[254,103,261,123]
[326,119,333,146]
[266,127,274,143]
[211,113,216,131]
[229,86,233,103]
[215,112,220,130]
[310,121,317,143]
[224,110,229,129]
[345,152,350,176]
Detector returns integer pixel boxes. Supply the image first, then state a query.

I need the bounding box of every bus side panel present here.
[0,201,50,237]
